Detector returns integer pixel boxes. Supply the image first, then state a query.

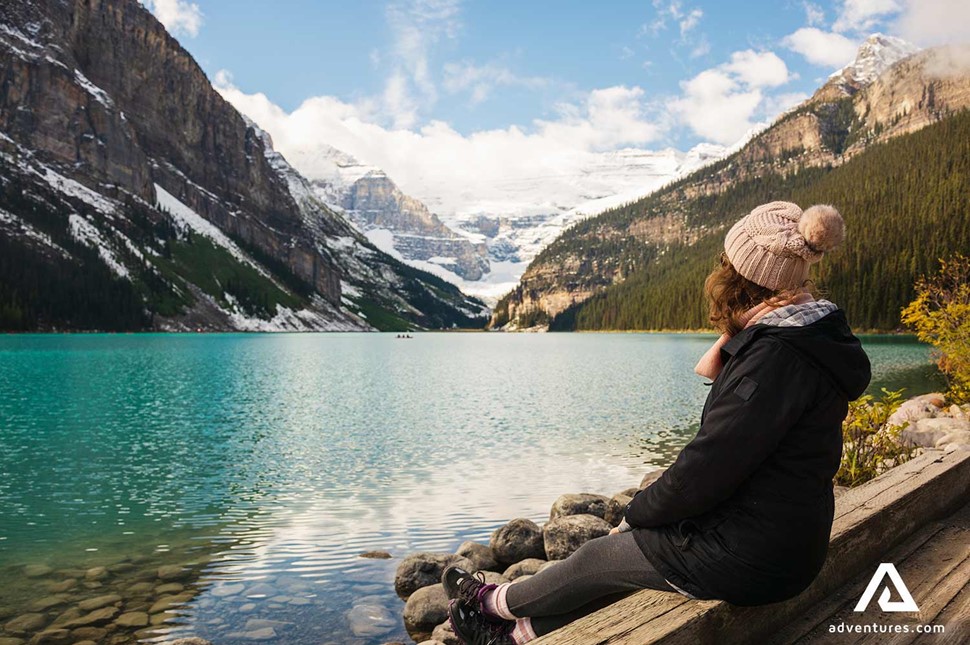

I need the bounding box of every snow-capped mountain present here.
[295,144,489,283]
[284,140,726,301]
[826,33,921,93]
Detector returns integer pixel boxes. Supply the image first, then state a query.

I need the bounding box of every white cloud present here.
[381,0,463,128]
[833,0,900,33]
[782,27,860,68]
[894,0,970,46]
[141,0,203,37]
[803,2,826,27]
[679,9,703,37]
[689,36,711,58]
[723,50,792,87]
[669,50,794,145]
[214,75,669,212]
[442,62,550,105]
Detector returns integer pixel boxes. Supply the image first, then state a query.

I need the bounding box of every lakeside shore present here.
[390,391,970,645]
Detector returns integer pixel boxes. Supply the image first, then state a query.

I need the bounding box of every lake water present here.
[0,333,941,644]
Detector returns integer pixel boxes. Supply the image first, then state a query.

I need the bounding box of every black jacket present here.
[626,309,871,606]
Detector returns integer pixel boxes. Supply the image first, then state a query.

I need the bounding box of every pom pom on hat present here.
[798,204,844,252]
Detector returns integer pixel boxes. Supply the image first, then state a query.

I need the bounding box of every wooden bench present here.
[533,449,970,644]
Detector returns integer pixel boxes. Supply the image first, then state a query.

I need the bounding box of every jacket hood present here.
[723,309,872,400]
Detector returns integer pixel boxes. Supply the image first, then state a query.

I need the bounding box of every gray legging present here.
[504,532,675,637]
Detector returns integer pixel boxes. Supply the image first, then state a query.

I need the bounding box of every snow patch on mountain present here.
[0,207,70,256]
[833,34,920,86]
[68,213,129,278]
[154,183,273,279]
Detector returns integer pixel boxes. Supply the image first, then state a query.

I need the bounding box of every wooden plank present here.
[766,522,946,645]
[935,578,970,645]
[527,591,695,644]
[832,454,952,521]
[534,450,970,645]
[824,526,970,644]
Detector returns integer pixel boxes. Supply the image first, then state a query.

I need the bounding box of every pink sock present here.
[511,618,537,643]
[482,582,517,620]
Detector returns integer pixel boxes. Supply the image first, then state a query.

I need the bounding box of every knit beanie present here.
[724,201,844,291]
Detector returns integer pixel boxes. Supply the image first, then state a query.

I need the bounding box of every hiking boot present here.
[442,565,497,609]
[448,599,515,645]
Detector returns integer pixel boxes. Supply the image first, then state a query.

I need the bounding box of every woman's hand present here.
[609,526,621,535]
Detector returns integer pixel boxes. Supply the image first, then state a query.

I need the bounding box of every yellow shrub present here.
[836,388,915,487]
[901,254,970,404]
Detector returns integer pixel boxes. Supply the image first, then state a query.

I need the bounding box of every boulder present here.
[394,553,474,600]
[49,608,81,627]
[61,607,119,629]
[210,582,245,597]
[431,620,462,645]
[28,597,67,612]
[345,598,396,637]
[543,515,612,560]
[24,565,53,578]
[403,584,449,642]
[224,628,276,641]
[886,397,939,428]
[617,487,639,499]
[359,551,393,559]
[47,579,76,594]
[26,629,70,644]
[77,595,121,612]
[944,442,970,453]
[604,493,633,527]
[936,429,970,448]
[511,574,533,584]
[538,560,561,573]
[833,486,849,498]
[83,567,107,581]
[69,628,107,642]
[157,565,189,582]
[549,494,610,520]
[913,392,946,407]
[5,614,47,634]
[502,558,545,580]
[490,519,546,564]
[455,542,500,572]
[480,571,510,586]
[902,418,970,447]
[946,404,968,421]
[639,469,665,490]
[114,612,149,628]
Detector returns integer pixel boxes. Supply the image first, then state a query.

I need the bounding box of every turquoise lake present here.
[0,333,942,643]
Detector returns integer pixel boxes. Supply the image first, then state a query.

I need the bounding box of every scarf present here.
[694,290,814,381]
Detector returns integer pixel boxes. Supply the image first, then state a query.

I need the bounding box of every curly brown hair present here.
[704,252,817,335]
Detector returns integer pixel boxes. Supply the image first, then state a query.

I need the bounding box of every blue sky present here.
[153,0,841,148]
[184,1,819,141]
[139,0,964,199]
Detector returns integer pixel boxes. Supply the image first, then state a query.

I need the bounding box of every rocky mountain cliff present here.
[303,151,489,282]
[495,37,970,330]
[0,0,487,331]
